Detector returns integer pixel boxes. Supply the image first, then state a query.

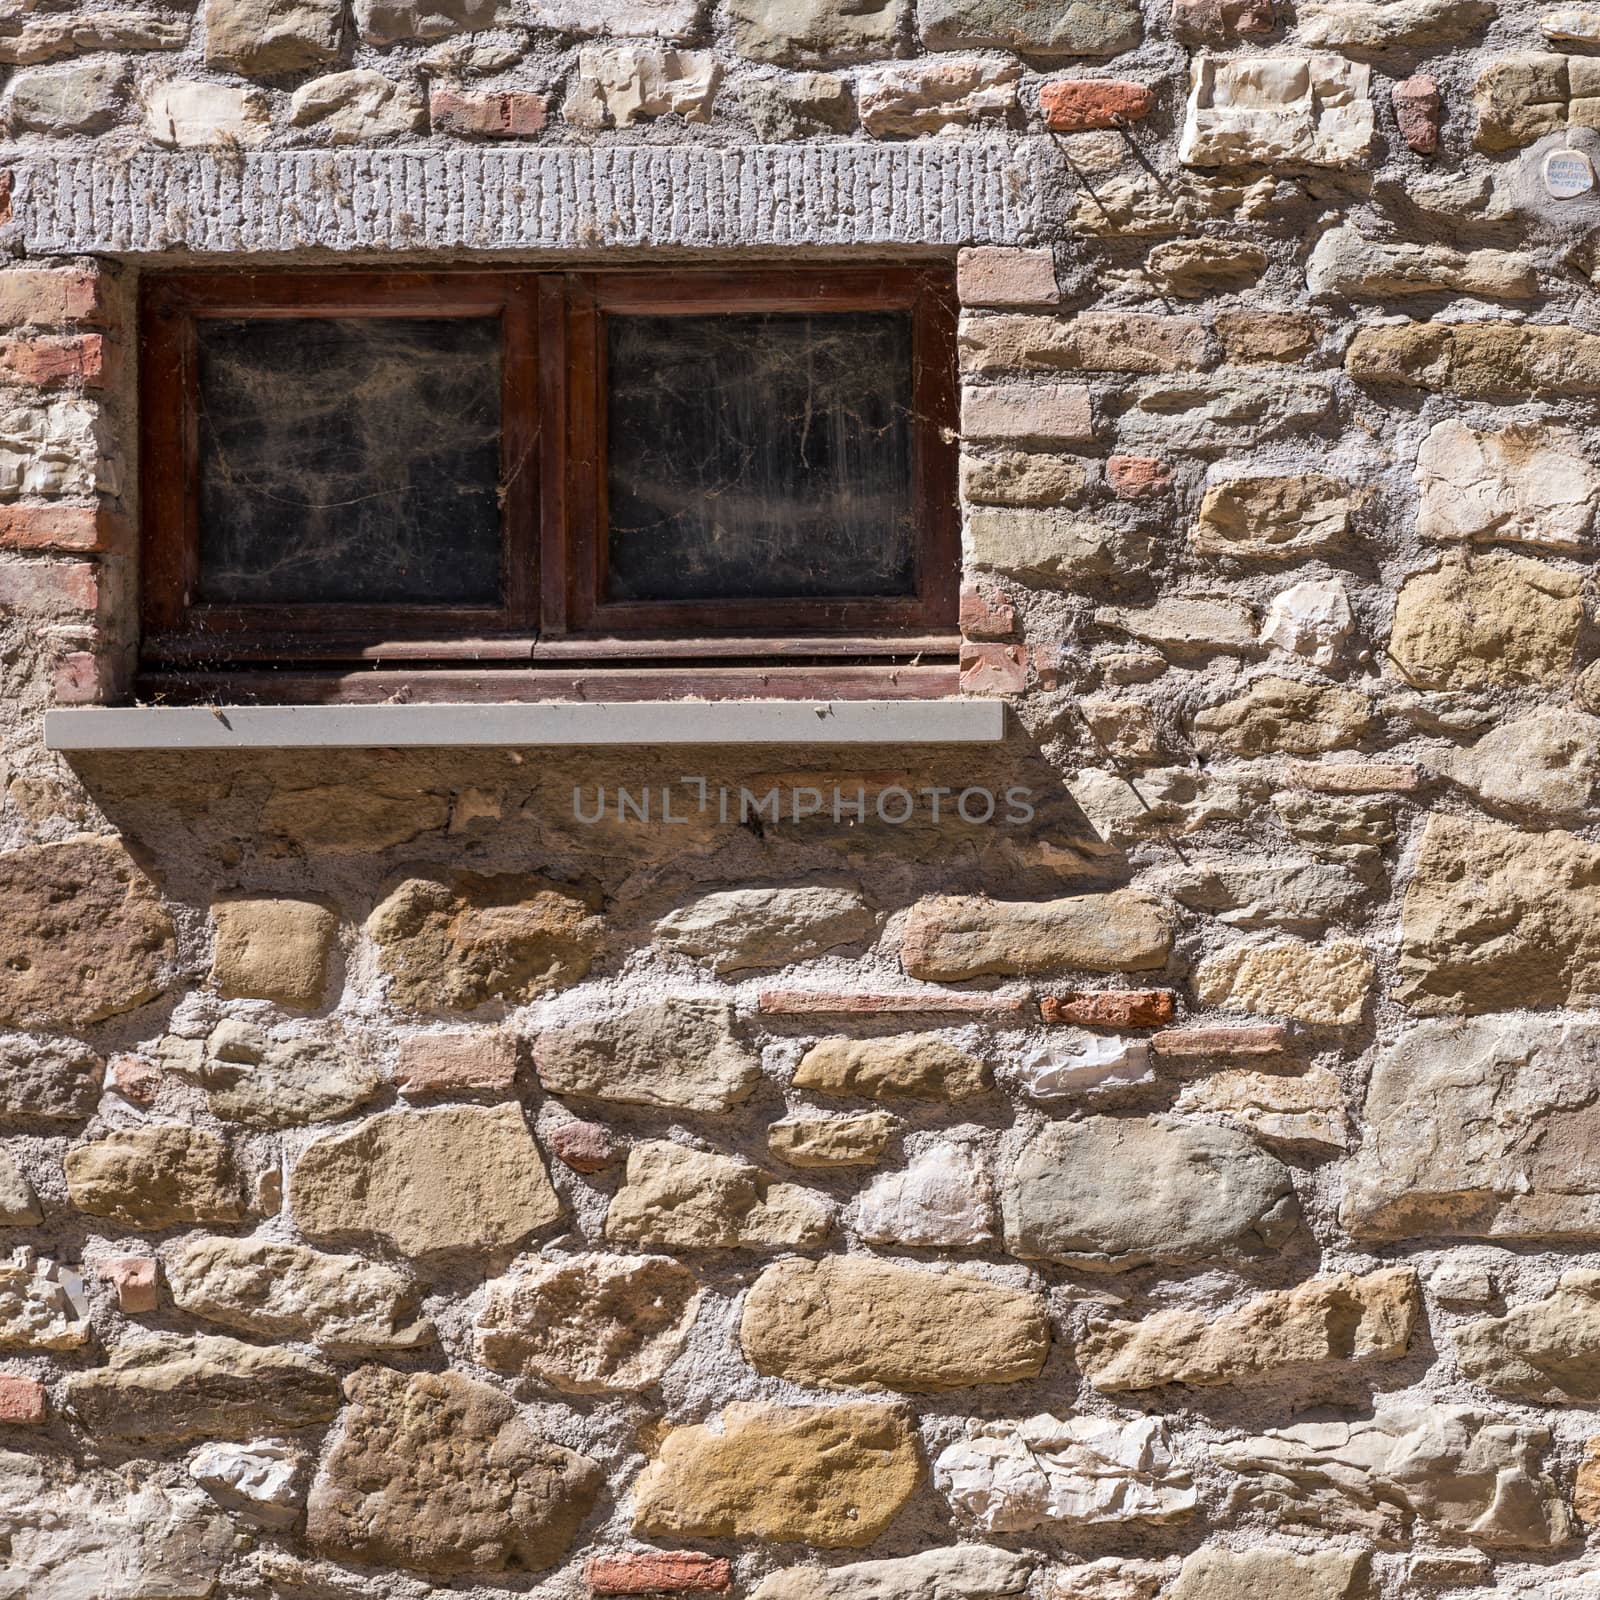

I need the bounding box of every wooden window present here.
[140,267,959,697]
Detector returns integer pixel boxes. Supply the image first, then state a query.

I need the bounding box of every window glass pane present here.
[195,315,503,608]
[604,309,917,604]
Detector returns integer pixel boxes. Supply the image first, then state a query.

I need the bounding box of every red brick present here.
[1106,455,1173,499]
[395,1029,518,1096]
[100,1256,159,1313]
[1151,1024,1288,1058]
[0,333,112,388]
[960,581,1016,641]
[0,173,12,229]
[0,1375,46,1425]
[1393,74,1440,156]
[587,1554,732,1595]
[1042,989,1177,1028]
[960,640,1027,695]
[759,989,1037,1019]
[0,558,99,614]
[430,86,549,138]
[52,649,101,705]
[1040,79,1155,133]
[0,268,109,329]
[548,1119,615,1174]
[0,503,125,553]
[108,1054,160,1107]
[1284,760,1422,794]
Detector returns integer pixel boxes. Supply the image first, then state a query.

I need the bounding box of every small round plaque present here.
[1543,147,1597,198]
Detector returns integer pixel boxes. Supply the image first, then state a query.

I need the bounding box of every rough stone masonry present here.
[8,0,1600,1596]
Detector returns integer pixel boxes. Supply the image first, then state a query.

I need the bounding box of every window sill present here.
[44,698,1006,752]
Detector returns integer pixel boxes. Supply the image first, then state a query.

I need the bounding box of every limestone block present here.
[1018,1032,1152,1097]
[1192,473,1350,558]
[1415,419,1597,547]
[307,1368,602,1573]
[1175,1065,1351,1151]
[740,1256,1048,1391]
[768,1111,895,1167]
[752,1548,1034,1600]
[1077,1268,1417,1391]
[211,895,337,1008]
[1004,1115,1300,1271]
[0,393,113,500]
[476,1253,700,1391]
[0,1151,38,1227]
[529,0,698,33]
[355,0,495,42]
[1096,596,1257,652]
[1179,54,1374,168]
[936,1414,1195,1529]
[857,59,1019,136]
[2,58,126,133]
[1192,675,1370,757]
[1214,1405,1570,1547]
[289,69,426,139]
[1260,577,1354,667]
[855,1143,996,1246]
[145,80,270,147]
[1296,0,1492,46]
[65,1126,247,1230]
[166,1236,432,1350]
[967,509,1146,580]
[189,1441,307,1530]
[1192,937,1373,1025]
[1344,1014,1600,1239]
[203,0,341,75]
[1306,225,1535,300]
[66,1335,340,1445]
[1118,374,1337,451]
[367,870,602,1012]
[1167,1548,1372,1600]
[201,1019,380,1127]
[654,886,876,972]
[631,1403,921,1546]
[739,71,855,136]
[1455,1271,1600,1401]
[1150,856,1364,930]
[563,43,718,125]
[0,1251,87,1349]
[535,998,760,1111]
[795,1035,989,1101]
[901,890,1174,980]
[1390,555,1581,688]
[290,1104,562,1256]
[1447,710,1600,823]
[604,1140,831,1250]
[727,0,900,64]
[921,0,1139,54]
[1069,765,1270,844]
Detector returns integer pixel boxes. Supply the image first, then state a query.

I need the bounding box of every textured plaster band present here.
[43,699,1008,750]
[8,142,1050,256]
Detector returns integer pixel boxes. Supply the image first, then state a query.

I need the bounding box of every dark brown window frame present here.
[139,265,960,692]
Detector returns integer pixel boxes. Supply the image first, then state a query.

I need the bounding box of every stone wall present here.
[4,0,1600,1598]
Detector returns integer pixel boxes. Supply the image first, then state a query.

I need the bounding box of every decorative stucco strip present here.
[7,142,1052,256]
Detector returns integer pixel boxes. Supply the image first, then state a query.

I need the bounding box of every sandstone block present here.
[655,886,876,972]
[261,781,449,850]
[1167,1548,1372,1600]
[795,1034,988,1100]
[921,0,1140,54]
[563,44,719,125]
[1446,709,1600,823]
[211,894,337,1008]
[1192,937,1373,1025]
[1216,308,1322,361]
[631,1402,921,1547]
[957,247,1058,308]
[290,1104,562,1257]
[1192,473,1349,558]
[1179,54,1374,168]
[2,58,126,133]
[1215,1404,1569,1547]
[967,508,1145,580]
[962,383,1093,447]
[1455,1271,1600,1401]
[768,1110,895,1167]
[0,268,107,327]
[1120,373,1337,451]
[591,1553,733,1594]
[1152,855,1364,932]
[67,1335,339,1444]
[65,1126,247,1230]
[145,79,270,146]
[0,1251,87,1349]
[961,312,1207,375]
[354,0,494,42]
[1298,0,1488,43]
[857,59,1019,136]
[536,998,760,1111]
[307,1367,602,1573]
[1078,1268,1417,1391]
[1579,1438,1600,1525]
[201,1018,379,1127]
[605,1140,831,1250]
[1176,1065,1351,1152]
[1191,675,1370,757]
[1095,596,1257,653]
[395,1027,518,1095]
[741,1256,1047,1392]
[367,870,602,1012]
[752,1548,1033,1600]
[1415,419,1597,548]
[1473,52,1567,150]
[476,1253,700,1391]
[728,0,898,62]
[202,0,340,75]
[1004,1115,1299,1271]
[739,70,855,136]
[1347,319,1600,396]
[936,1414,1195,1529]
[1143,239,1268,297]
[0,838,173,1030]
[289,68,426,139]
[901,890,1173,980]
[1040,79,1154,132]
[1282,761,1418,795]
[1306,225,1533,300]
[855,1143,996,1247]
[166,1236,431,1350]
[962,453,1084,508]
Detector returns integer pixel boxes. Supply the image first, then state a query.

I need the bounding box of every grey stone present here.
[655,886,877,972]
[0,1038,102,1123]
[1446,710,1600,823]
[355,0,495,42]
[739,72,854,138]
[1149,856,1364,930]
[0,1151,39,1226]
[968,509,1146,581]
[1454,1271,1600,1402]
[921,0,1140,55]
[535,998,760,1112]
[202,1019,380,1127]
[289,70,426,140]
[751,1546,1035,1600]
[2,58,126,134]
[1096,597,1257,653]
[1004,1116,1300,1272]
[727,0,900,64]
[0,1250,88,1348]
[1118,375,1338,452]
[1167,1547,1372,1600]
[1306,225,1536,300]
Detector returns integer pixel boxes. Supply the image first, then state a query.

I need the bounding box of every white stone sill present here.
[44,699,1005,751]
